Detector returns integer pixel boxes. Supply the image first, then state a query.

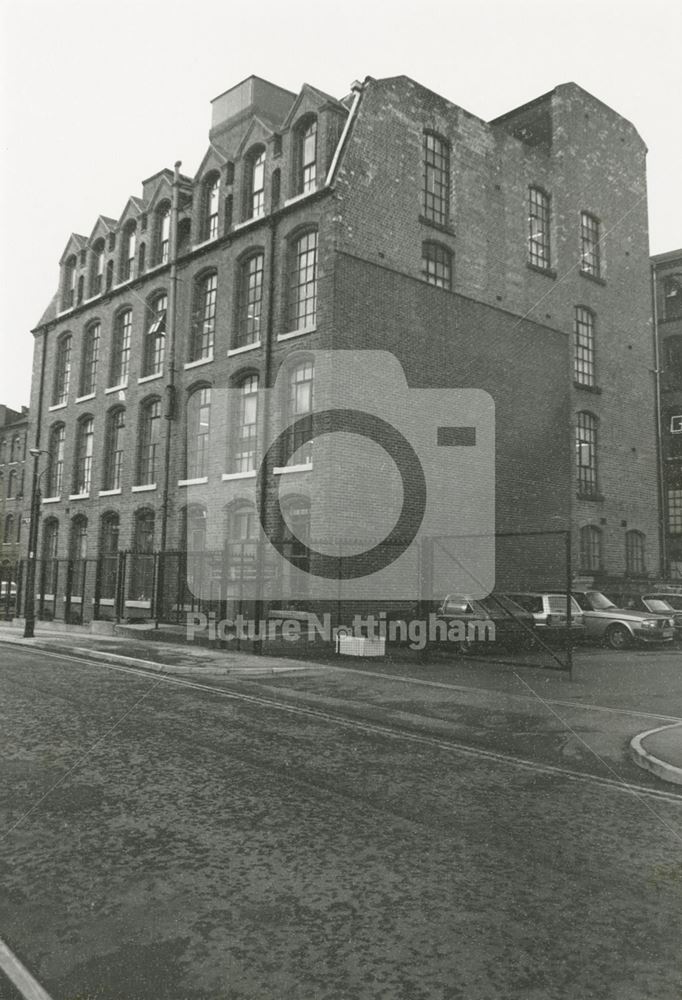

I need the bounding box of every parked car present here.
[436,593,536,654]
[608,592,682,641]
[558,590,675,650]
[504,592,585,643]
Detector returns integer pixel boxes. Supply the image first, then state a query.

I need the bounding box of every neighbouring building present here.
[653,248,682,578]
[24,74,659,626]
[0,404,29,607]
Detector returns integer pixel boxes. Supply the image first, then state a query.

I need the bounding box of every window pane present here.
[236,254,264,347]
[580,212,601,277]
[192,274,216,360]
[422,242,452,289]
[423,133,450,226]
[289,232,317,329]
[576,412,597,496]
[574,307,595,386]
[528,188,551,268]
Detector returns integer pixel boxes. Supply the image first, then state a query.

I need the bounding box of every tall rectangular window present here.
[138,400,161,485]
[74,417,94,495]
[423,133,450,226]
[668,490,682,535]
[297,119,317,194]
[236,253,264,347]
[187,388,211,480]
[80,322,100,396]
[110,310,132,386]
[190,273,216,361]
[144,295,167,376]
[580,212,601,277]
[289,231,317,330]
[53,335,72,406]
[288,361,314,465]
[47,424,65,497]
[580,525,602,572]
[574,307,595,386]
[104,408,125,491]
[576,412,598,497]
[234,375,259,473]
[528,188,551,268]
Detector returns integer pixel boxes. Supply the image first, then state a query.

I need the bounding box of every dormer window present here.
[245,148,266,220]
[121,223,137,281]
[156,203,171,264]
[91,240,105,296]
[63,255,77,309]
[203,174,220,240]
[295,117,317,195]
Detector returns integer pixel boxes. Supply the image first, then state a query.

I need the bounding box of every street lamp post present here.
[23,448,49,639]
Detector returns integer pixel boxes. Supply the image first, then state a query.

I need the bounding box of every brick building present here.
[653,248,682,578]
[0,404,29,607]
[25,74,659,624]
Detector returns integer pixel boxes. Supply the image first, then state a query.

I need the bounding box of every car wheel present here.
[605,623,631,650]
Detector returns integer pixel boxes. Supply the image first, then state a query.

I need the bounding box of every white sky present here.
[1,0,680,411]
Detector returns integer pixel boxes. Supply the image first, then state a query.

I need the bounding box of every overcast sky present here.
[1,0,680,411]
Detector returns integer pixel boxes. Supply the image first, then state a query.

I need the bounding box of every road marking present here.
[16,646,682,806]
[0,938,54,1000]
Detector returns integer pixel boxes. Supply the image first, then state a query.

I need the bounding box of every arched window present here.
[99,512,120,600]
[574,307,596,387]
[288,230,317,330]
[3,514,14,544]
[664,274,682,321]
[528,187,551,269]
[69,515,88,595]
[131,509,155,600]
[625,531,645,576]
[73,416,94,495]
[7,469,17,498]
[137,398,161,485]
[244,147,266,220]
[225,502,258,587]
[579,211,601,278]
[120,222,137,281]
[143,293,167,376]
[422,242,452,290]
[155,202,171,264]
[235,252,264,347]
[79,321,100,396]
[109,308,132,387]
[90,239,106,296]
[232,373,259,473]
[186,387,211,480]
[47,423,65,497]
[281,496,311,578]
[575,412,598,497]
[10,436,20,462]
[190,272,217,362]
[103,407,125,491]
[184,504,207,552]
[62,255,77,309]
[203,173,220,240]
[423,132,450,226]
[294,117,317,195]
[580,525,602,573]
[53,334,72,406]
[42,519,59,580]
[287,359,314,466]
[0,439,5,462]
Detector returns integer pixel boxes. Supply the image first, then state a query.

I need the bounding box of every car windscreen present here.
[583,591,617,610]
[643,598,675,613]
[646,594,682,610]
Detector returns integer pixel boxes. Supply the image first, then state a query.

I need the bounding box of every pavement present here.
[2,619,682,787]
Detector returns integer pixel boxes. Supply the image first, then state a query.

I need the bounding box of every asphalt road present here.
[1,644,681,1000]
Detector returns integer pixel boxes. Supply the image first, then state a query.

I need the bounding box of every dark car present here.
[437,593,536,654]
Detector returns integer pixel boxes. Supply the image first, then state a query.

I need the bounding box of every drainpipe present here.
[157,161,182,621]
[651,263,667,578]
